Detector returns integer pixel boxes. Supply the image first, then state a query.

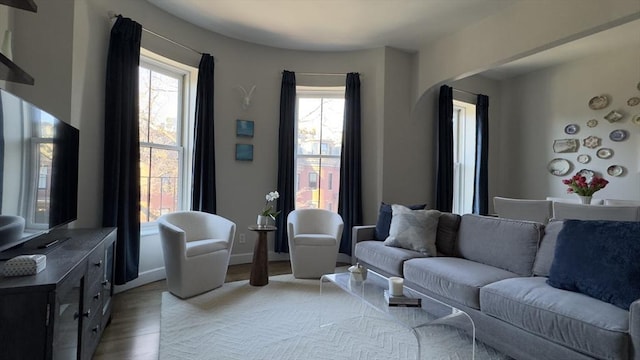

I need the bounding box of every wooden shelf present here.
[0,0,37,12]
[0,52,34,85]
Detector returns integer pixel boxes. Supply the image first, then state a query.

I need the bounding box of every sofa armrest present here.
[353,225,376,243]
[351,225,376,264]
[631,298,640,360]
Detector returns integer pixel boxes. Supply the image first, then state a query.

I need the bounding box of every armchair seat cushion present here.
[293,234,337,246]
[186,239,229,257]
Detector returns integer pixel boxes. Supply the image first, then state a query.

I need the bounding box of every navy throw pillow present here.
[547,220,640,310]
[374,202,426,241]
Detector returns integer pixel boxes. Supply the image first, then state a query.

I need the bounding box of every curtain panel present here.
[274,70,296,253]
[435,85,454,212]
[102,16,142,285]
[337,72,363,256]
[191,54,217,213]
[473,94,489,215]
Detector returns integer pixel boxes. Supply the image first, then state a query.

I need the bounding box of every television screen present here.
[0,88,79,252]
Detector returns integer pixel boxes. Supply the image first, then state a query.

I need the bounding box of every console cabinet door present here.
[52,267,84,360]
[0,291,49,359]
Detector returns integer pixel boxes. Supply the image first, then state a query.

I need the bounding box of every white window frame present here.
[295,86,345,211]
[139,49,197,234]
[452,99,477,215]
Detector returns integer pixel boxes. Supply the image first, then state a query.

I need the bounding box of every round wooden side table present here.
[247,225,277,286]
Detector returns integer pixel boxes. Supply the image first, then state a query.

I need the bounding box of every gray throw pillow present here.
[384,205,441,255]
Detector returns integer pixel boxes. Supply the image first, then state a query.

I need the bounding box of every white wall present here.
[498,46,640,202]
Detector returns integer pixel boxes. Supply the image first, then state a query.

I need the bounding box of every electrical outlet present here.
[238,233,246,243]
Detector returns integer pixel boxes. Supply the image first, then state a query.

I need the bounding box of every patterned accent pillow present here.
[384,205,441,255]
[374,202,426,240]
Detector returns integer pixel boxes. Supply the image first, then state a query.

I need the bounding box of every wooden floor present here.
[93,261,293,360]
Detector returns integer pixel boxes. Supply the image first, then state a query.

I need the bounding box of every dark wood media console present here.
[0,228,116,359]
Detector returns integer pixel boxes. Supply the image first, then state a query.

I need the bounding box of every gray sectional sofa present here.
[353,213,640,360]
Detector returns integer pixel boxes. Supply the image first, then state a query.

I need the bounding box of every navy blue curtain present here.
[337,73,362,256]
[275,70,296,253]
[102,15,142,285]
[435,85,454,212]
[0,94,4,209]
[473,94,489,215]
[191,54,216,213]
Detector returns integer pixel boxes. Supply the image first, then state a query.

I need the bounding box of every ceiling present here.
[146,0,524,52]
[146,0,640,79]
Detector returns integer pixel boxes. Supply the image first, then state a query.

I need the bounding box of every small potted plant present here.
[257,191,280,226]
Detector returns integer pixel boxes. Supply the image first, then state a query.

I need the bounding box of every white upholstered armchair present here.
[287,209,343,279]
[158,211,236,298]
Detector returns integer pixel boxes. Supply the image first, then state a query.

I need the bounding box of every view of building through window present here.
[138,61,185,223]
[295,88,345,211]
[452,99,477,214]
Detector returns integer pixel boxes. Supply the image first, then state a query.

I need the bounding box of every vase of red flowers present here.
[562,172,609,204]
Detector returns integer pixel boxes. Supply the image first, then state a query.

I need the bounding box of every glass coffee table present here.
[320,270,476,360]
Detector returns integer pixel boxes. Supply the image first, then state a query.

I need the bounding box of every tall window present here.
[452,99,477,214]
[138,54,193,224]
[295,86,345,211]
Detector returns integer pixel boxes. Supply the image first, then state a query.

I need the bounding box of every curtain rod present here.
[109,12,204,57]
[453,87,478,96]
[283,71,364,78]
[294,72,348,76]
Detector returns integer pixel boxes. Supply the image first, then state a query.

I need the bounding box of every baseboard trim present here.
[114,267,166,294]
[117,252,353,293]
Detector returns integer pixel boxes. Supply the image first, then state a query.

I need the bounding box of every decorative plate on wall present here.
[577,169,595,183]
[577,154,590,164]
[604,110,624,123]
[547,158,571,176]
[564,124,579,135]
[582,136,601,149]
[637,81,640,91]
[628,97,640,106]
[588,95,609,110]
[607,165,624,177]
[596,148,613,159]
[586,119,598,128]
[609,129,628,142]
[553,139,579,153]
[632,114,640,126]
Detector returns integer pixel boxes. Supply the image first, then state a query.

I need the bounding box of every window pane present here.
[140,146,179,223]
[321,98,344,155]
[148,71,180,145]
[297,98,322,155]
[140,66,180,146]
[139,67,151,144]
[295,157,340,211]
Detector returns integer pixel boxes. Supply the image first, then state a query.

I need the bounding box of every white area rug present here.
[160,274,510,360]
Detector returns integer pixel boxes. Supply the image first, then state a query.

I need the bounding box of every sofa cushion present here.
[374,202,426,240]
[403,257,519,309]
[532,220,563,277]
[547,219,640,310]
[481,277,629,360]
[383,205,440,255]
[436,212,461,256]
[355,240,426,277]
[457,214,543,276]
